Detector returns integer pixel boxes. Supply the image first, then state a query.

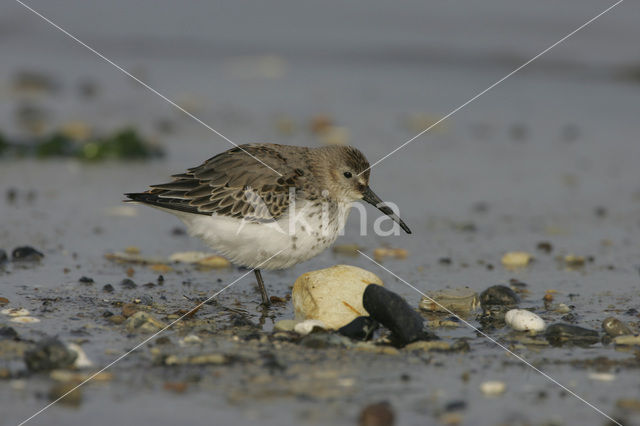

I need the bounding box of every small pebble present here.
[24,338,77,372]
[0,249,7,263]
[505,309,545,332]
[501,251,532,268]
[480,381,506,396]
[2,308,30,317]
[102,284,114,293]
[479,285,519,310]
[373,248,408,262]
[420,287,479,315]
[78,276,94,284]
[588,372,616,382]
[10,316,40,324]
[180,334,203,345]
[120,278,137,289]
[545,323,599,346]
[12,246,44,261]
[358,401,394,426]
[602,317,632,337]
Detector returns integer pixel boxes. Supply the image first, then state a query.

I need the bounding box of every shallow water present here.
[1,0,640,425]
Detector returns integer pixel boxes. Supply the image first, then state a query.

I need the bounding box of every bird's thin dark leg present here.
[254,269,270,306]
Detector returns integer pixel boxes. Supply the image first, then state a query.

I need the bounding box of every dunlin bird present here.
[126,144,411,306]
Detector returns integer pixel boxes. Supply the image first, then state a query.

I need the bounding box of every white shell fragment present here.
[480,380,506,396]
[505,309,545,332]
[10,316,40,324]
[2,308,30,317]
[67,343,93,368]
[293,320,326,336]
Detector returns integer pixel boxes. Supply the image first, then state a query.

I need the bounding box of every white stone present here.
[10,316,40,323]
[180,334,203,345]
[293,319,327,335]
[480,381,506,396]
[292,265,383,329]
[588,372,616,382]
[2,308,30,317]
[505,309,545,332]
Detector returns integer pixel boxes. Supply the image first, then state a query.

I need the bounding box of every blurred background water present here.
[1,1,640,425]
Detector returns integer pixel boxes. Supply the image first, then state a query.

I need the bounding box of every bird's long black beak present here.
[362,187,412,234]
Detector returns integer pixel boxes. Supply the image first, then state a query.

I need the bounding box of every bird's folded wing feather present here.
[132,144,310,222]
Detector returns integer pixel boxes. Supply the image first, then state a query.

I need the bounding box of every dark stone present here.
[363,284,433,346]
[0,249,7,263]
[102,310,114,318]
[359,401,394,426]
[24,338,77,372]
[479,285,519,310]
[120,278,137,289]
[545,323,599,347]
[102,284,114,293]
[0,327,19,340]
[337,316,379,341]
[137,295,153,306]
[78,276,94,284]
[536,241,553,253]
[12,246,44,261]
[445,400,467,412]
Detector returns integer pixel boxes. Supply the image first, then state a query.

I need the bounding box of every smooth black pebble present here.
[12,246,44,261]
[363,284,434,346]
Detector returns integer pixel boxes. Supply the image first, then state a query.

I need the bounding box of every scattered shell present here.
[480,381,506,396]
[373,248,408,262]
[179,334,203,345]
[505,309,545,332]
[294,320,326,335]
[10,316,40,324]
[563,254,586,268]
[2,308,30,317]
[613,335,640,346]
[196,255,231,268]
[588,372,616,382]
[420,287,479,315]
[501,251,532,268]
[124,246,140,255]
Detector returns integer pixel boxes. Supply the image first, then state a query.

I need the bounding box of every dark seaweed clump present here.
[0,128,164,161]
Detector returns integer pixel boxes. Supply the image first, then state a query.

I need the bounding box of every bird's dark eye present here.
[343,171,352,178]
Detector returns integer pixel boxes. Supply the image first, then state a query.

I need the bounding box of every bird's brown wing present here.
[126,144,310,222]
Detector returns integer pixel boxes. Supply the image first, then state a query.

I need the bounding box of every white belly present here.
[176,200,352,270]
